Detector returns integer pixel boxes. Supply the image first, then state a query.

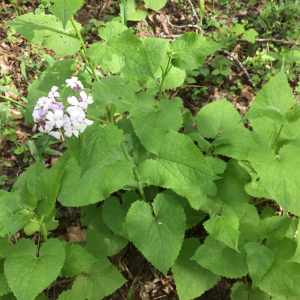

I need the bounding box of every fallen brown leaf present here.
[240,85,255,103]
[0,55,10,74]
[67,226,86,242]
[136,2,149,10]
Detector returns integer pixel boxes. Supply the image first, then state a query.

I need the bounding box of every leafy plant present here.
[2,1,300,300]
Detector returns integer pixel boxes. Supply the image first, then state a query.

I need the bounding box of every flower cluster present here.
[32,77,93,139]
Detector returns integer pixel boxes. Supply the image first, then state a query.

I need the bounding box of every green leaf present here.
[102,191,140,239]
[90,76,136,117]
[213,127,255,160]
[35,294,49,300]
[256,216,292,241]
[81,204,99,227]
[130,94,182,143]
[12,162,46,195]
[231,282,270,300]
[61,242,98,277]
[107,29,154,79]
[8,14,81,56]
[204,205,240,250]
[23,219,58,236]
[206,156,226,175]
[58,158,132,206]
[245,242,274,285]
[49,0,84,29]
[172,238,220,300]
[25,60,77,123]
[0,259,10,297]
[57,258,126,300]
[0,236,9,258]
[142,38,169,77]
[0,191,33,236]
[98,21,128,41]
[242,29,259,43]
[244,180,272,199]
[15,179,37,211]
[66,123,123,175]
[241,106,285,124]
[0,293,16,300]
[143,0,166,10]
[34,169,60,217]
[164,190,205,230]
[171,33,223,71]
[86,207,128,257]
[126,193,186,275]
[4,239,65,300]
[163,65,186,89]
[138,129,217,190]
[231,24,245,35]
[196,98,242,139]
[258,238,300,297]
[249,145,300,215]
[191,235,248,278]
[127,0,148,21]
[285,105,300,123]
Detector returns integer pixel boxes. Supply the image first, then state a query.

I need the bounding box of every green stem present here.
[0,96,27,108]
[272,124,284,150]
[13,234,18,243]
[71,18,100,82]
[159,57,172,100]
[86,114,108,125]
[9,0,19,16]
[108,104,146,201]
[268,124,276,148]
[40,222,48,241]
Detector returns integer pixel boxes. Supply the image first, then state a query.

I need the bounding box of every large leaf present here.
[49,0,84,29]
[130,93,182,143]
[171,33,223,71]
[196,98,242,139]
[102,191,140,239]
[245,242,274,285]
[258,238,300,297]
[25,60,77,123]
[204,205,240,251]
[8,14,81,56]
[86,207,128,257]
[4,239,65,300]
[138,129,217,190]
[58,158,132,206]
[172,239,220,300]
[34,168,60,217]
[66,123,123,175]
[0,191,33,237]
[0,259,10,297]
[248,145,300,214]
[241,106,285,124]
[191,235,248,278]
[126,193,186,275]
[61,242,98,277]
[89,76,136,117]
[57,258,126,300]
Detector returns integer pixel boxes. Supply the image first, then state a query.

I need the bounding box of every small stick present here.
[187,0,200,23]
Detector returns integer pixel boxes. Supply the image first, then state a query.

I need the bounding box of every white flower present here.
[67,96,82,109]
[67,107,85,121]
[66,77,84,89]
[45,110,65,128]
[48,86,60,99]
[38,124,61,139]
[36,97,52,110]
[64,125,79,137]
[79,91,93,109]
[32,109,40,122]
[78,118,93,132]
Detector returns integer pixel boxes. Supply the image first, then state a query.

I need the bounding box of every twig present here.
[222,49,256,90]
[187,0,200,23]
[249,38,300,46]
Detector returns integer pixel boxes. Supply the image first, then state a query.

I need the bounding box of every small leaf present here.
[245,242,274,285]
[204,205,240,250]
[191,235,248,278]
[143,0,166,11]
[61,242,98,277]
[242,29,259,43]
[241,106,285,124]
[86,207,128,257]
[172,239,220,300]
[103,191,141,239]
[4,239,65,300]
[231,282,270,300]
[126,193,186,275]
[206,156,226,175]
[231,24,245,35]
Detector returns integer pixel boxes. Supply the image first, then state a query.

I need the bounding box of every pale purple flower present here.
[50,101,64,111]
[48,86,60,99]
[36,97,52,110]
[45,110,65,128]
[73,86,81,92]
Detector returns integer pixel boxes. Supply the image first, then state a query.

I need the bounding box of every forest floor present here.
[0,0,299,299]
